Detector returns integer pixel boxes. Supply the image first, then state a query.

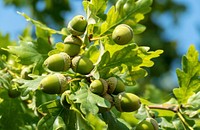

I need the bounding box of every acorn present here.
[71,56,94,75]
[106,77,125,94]
[8,88,20,98]
[60,90,71,109]
[90,79,108,95]
[135,118,159,130]
[114,92,141,112]
[67,15,87,36]
[39,74,68,94]
[43,52,71,72]
[63,35,83,57]
[112,24,133,45]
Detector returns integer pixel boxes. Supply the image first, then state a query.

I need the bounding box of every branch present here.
[148,104,179,112]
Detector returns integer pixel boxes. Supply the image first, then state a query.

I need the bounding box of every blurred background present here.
[0,0,200,102]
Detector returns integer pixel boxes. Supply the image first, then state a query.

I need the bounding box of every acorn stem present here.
[90,34,112,41]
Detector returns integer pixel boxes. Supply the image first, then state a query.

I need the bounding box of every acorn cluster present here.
[89,77,141,113]
[38,15,138,114]
[39,15,94,95]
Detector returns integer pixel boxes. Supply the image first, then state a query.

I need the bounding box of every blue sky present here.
[154,0,200,55]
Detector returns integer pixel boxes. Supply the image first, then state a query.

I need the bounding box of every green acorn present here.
[67,15,87,36]
[106,77,125,94]
[43,52,71,72]
[135,118,159,130]
[90,79,108,95]
[112,24,133,45]
[39,74,68,94]
[114,92,141,112]
[72,56,94,75]
[8,88,20,98]
[63,35,83,57]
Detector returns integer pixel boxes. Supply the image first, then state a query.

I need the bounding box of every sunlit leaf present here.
[4,39,52,73]
[18,12,63,35]
[100,0,153,36]
[173,45,200,103]
[86,113,108,130]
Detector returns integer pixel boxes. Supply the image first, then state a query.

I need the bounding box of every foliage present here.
[0,0,199,130]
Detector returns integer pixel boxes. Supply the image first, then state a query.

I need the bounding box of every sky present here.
[154,0,200,55]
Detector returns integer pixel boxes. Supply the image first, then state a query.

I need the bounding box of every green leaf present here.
[101,111,130,130]
[97,43,163,83]
[0,70,13,89]
[183,92,200,118]
[173,45,200,104]
[98,43,141,72]
[134,104,148,120]
[18,12,63,35]
[83,0,108,19]
[100,0,153,36]
[0,89,38,130]
[86,113,108,130]
[37,99,62,116]
[187,92,200,108]
[37,99,69,130]
[83,44,101,64]
[5,39,52,73]
[52,116,66,130]
[69,86,111,115]
[159,117,174,129]
[0,33,16,56]
[14,75,45,97]
[82,0,108,38]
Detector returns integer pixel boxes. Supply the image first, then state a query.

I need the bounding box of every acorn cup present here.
[67,15,87,36]
[71,55,94,75]
[112,24,133,45]
[114,92,141,112]
[39,74,68,94]
[43,52,71,72]
[90,79,108,96]
[135,118,159,130]
[99,93,114,113]
[106,77,125,94]
[63,35,83,57]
